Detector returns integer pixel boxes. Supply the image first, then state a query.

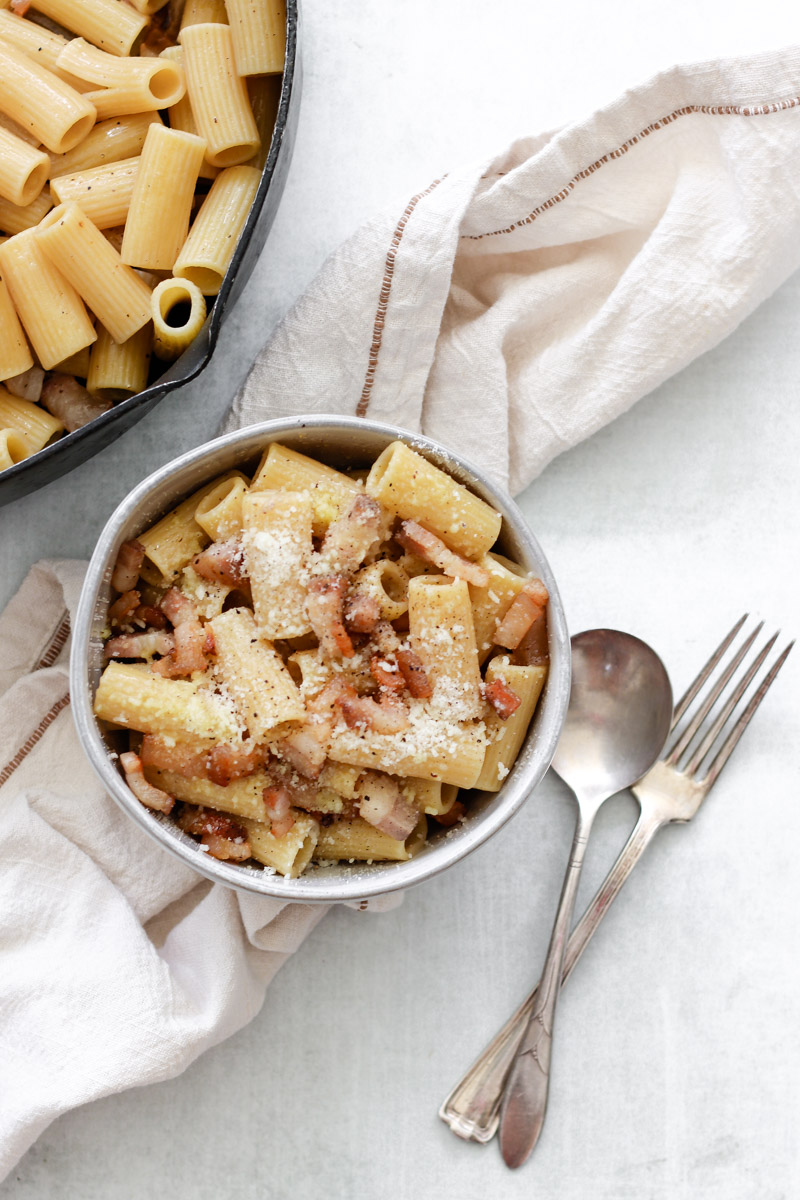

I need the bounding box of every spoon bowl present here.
[552,629,674,802]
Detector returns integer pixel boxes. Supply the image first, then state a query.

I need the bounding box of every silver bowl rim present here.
[70,414,571,902]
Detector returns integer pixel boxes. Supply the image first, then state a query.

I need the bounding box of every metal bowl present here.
[70,416,571,903]
[0,0,302,508]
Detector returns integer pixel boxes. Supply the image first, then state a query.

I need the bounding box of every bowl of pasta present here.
[0,0,300,506]
[70,416,571,902]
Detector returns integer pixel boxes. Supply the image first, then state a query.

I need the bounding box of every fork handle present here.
[438,809,664,1144]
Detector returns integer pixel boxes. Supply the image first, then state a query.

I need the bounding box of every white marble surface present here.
[2,2,800,1197]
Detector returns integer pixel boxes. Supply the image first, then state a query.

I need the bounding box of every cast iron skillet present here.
[0,0,301,509]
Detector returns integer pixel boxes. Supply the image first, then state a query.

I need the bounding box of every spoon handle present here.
[498,804,596,1168]
[438,808,663,1145]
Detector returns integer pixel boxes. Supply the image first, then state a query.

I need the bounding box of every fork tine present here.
[666,621,763,764]
[671,614,748,728]
[701,640,794,789]
[684,632,778,775]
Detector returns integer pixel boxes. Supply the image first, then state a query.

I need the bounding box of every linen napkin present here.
[229,46,800,492]
[4,44,800,1182]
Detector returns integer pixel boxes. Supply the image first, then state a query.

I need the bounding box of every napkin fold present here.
[229,46,800,493]
[4,44,800,1181]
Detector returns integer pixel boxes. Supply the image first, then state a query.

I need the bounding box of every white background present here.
[2,1,799,1197]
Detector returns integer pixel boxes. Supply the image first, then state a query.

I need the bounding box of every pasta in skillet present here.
[0,0,285,472]
[93,441,551,878]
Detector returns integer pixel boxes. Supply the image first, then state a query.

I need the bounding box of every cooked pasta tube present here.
[54,346,92,377]
[318,761,363,801]
[0,111,39,148]
[242,490,314,639]
[0,229,96,370]
[328,721,487,789]
[94,662,240,742]
[0,9,89,91]
[127,0,170,14]
[250,443,362,535]
[173,165,260,295]
[137,471,247,580]
[475,659,548,791]
[351,560,410,622]
[226,0,286,75]
[194,475,247,540]
[0,277,33,381]
[28,0,148,56]
[178,23,260,168]
[366,441,502,559]
[241,814,319,878]
[51,157,140,230]
[210,608,305,739]
[408,576,483,720]
[0,427,31,470]
[0,127,49,207]
[469,552,530,662]
[0,42,96,155]
[181,0,228,27]
[0,192,53,237]
[158,47,218,181]
[122,125,206,270]
[0,387,64,451]
[145,767,270,823]
[400,777,460,817]
[58,38,185,109]
[247,75,281,171]
[49,112,161,178]
[87,322,151,400]
[37,203,152,345]
[314,814,427,863]
[151,278,206,361]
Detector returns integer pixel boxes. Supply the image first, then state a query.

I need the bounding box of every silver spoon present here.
[499,628,673,1169]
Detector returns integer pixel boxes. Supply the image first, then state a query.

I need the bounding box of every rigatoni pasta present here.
[0,227,96,369]
[0,0,286,474]
[94,440,550,878]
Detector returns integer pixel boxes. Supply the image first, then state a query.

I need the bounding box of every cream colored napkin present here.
[229,47,800,492]
[5,45,800,1182]
[0,561,397,1181]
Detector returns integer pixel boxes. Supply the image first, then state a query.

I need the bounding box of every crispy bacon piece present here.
[111,539,145,594]
[394,520,490,587]
[357,771,418,840]
[369,655,406,693]
[104,631,175,660]
[263,786,296,838]
[344,589,380,634]
[396,648,432,699]
[320,494,382,574]
[40,374,112,432]
[306,575,354,659]
[177,806,251,861]
[192,538,246,588]
[10,0,31,15]
[266,763,321,813]
[435,801,466,828]
[140,734,210,780]
[153,588,208,676]
[277,728,327,780]
[336,684,410,734]
[132,604,169,630]
[510,610,549,667]
[493,579,549,651]
[4,364,43,402]
[206,740,267,787]
[120,751,174,814]
[109,589,140,626]
[483,677,522,720]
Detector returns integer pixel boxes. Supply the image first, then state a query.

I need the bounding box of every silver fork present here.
[439,615,793,1144]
